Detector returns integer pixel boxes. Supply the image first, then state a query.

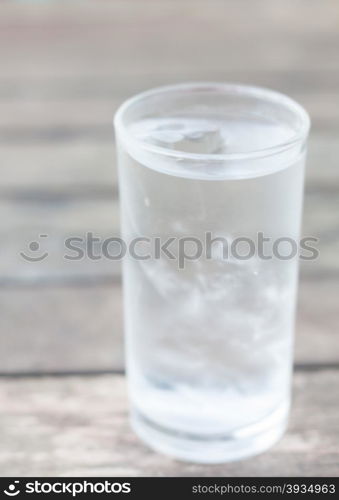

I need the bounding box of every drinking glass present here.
[114,83,310,463]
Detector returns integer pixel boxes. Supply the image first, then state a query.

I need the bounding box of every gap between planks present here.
[1,362,339,379]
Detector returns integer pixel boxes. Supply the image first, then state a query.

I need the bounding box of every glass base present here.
[131,405,289,464]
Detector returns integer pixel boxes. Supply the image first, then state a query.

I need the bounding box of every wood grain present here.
[0,278,337,375]
[0,0,338,476]
[0,284,124,374]
[0,370,338,477]
[0,135,338,193]
[0,185,337,287]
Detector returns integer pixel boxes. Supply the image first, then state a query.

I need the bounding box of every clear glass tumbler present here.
[114,83,310,463]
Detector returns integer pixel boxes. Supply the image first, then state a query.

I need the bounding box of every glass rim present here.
[114,82,311,162]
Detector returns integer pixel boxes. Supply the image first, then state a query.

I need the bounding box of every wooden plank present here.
[0,369,338,476]
[0,181,337,283]
[0,143,118,192]
[0,0,338,121]
[306,135,339,184]
[295,278,339,364]
[0,278,337,375]
[0,197,121,283]
[0,93,338,130]
[0,284,124,374]
[0,99,337,163]
[1,76,339,106]
[0,1,338,80]
[0,135,338,196]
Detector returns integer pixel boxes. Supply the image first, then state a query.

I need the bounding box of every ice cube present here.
[175,128,224,154]
[145,121,225,154]
[147,130,185,148]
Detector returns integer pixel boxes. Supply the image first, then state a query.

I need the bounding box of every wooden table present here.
[0,0,338,476]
